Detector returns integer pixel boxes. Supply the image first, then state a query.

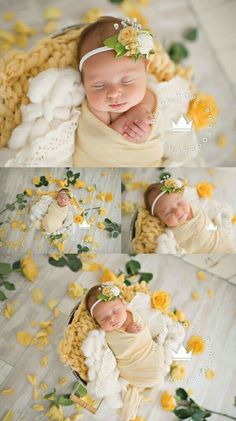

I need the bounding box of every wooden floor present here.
[0,168,121,254]
[0,254,235,420]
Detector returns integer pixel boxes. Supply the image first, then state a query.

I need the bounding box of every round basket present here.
[129,208,139,253]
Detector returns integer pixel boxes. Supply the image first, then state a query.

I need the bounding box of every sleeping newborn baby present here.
[144,176,236,253]
[41,188,70,234]
[85,283,165,421]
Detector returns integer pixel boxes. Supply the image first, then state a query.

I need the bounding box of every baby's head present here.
[144,178,190,227]
[57,189,71,207]
[77,16,154,114]
[85,283,127,331]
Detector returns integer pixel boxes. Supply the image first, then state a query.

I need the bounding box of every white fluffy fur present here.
[81,292,185,410]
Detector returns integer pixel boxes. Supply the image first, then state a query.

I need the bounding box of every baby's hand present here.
[126,322,143,334]
[123,117,153,143]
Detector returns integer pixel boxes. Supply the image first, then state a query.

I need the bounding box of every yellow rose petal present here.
[197,271,207,281]
[192,291,201,301]
[26,374,37,386]
[205,368,216,380]
[14,20,36,36]
[40,382,48,392]
[33,386,39,400]
[53,307,60,318]
[207,289,215,298]
[2,410,14,421]
[3,11,16,21]
[47,300,58,310]
[105,192,113,202]
[231,214,236,224]
[2,303,15,319]
[32,404,45,412]
[16,331,33,346]
[40,355,48,367]
[217,134,228,148]
[0,389,15,395]
[160,391,176,411]
[32,288,44,304]
[68,283,84,299]
[58,377,68,386]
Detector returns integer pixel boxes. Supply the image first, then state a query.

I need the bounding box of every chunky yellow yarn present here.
[58,281,151,381]
[0,24,190,148]
[131,207,165,254]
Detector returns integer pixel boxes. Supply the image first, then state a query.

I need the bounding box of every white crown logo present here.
[172,345,192,361]
[171,114,193,132]
[78,220,91,229]
[205,222,218,232]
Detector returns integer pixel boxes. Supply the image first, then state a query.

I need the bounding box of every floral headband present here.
[90,283,121,317]
[79,17,155,71]
[151,174,184,216]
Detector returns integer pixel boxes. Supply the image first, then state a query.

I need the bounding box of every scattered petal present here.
[32,288,44,304]
[197,271,207,281]
[187,335,205,355]
[16,331,33,346]
[43,6,63,20]
[58,377,68,386]
[0,389,15,395]
[2,303,15,319]
[207,289,215,298]
[53,307,60,318]
[32,404,45,412]
[40,355,48,367]
[68,283,84,299]
[26,374,37,386]
[192,291,201,300]
[205,368,216,380]
[2,410,14,421]
[47,300,58,310]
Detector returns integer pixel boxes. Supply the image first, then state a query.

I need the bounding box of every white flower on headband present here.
[137,32,154,57]
[110,285,120,297]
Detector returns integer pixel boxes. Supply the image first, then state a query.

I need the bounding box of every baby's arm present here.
[110,89,156,142]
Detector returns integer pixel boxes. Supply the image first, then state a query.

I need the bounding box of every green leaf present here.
[173,408,193,419]
[48,257,67,267]
[112,231,120,238]
[184,28,198,41]
[16,193,25,201]
[6,203,15,211]
[0,290,7,301]
[168,42,189,64]
[192,411,208,421]
[139,273,153,283]
[124,279,131,286]
[104,35,118,49]
[109,0,124,3]
[82,246,89,253]
[3,281,15,290]
[66,170,73,178]
[73,382,87,398]
[66,255,82,272]
[121,182,126,193]
[43,389,56,401]
[104,218,112,224]
[105,226,114,233]
[126,259,141,275]
[0,263,13,275]
[176,388,189,400]
[57,394,74,406]
[18,204,25,210]
[50,234,63,240]
[12,260,21,270]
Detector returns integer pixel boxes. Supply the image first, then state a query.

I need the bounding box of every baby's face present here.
[154,192,191,227]
[57,192,70,207]
[93,298,128,332]
[82,51,147,114]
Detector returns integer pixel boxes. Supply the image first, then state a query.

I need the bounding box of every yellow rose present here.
[74,214,84,224]
[74,180,86,189]
[187,335,205,355]
[25,188,33,197]
[21,254,38,282]
[160,391,176,411]
[152,290,171,312]
[170,362,187,381]
[118,27,138,46]
[187,92,219,130]
[105,192,113,202]
[57,179,68,188]
[102,286,113,298]
[196,181,214,198]
[32,176,40,185]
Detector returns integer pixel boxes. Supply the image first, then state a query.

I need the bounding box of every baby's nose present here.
[107,85,121,98]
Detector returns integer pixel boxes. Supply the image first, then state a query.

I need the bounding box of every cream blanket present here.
[170,203,236,253]
[81,292,185,421]
[41,200,69,234]
[73,77,199,167]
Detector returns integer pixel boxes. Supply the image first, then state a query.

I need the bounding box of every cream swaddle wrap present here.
[41,200,69,234]
[106,310,164,421]
[73,83,164,167]
[170,204,236,253]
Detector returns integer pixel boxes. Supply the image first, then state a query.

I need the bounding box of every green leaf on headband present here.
[97,293,109,302]
[104,35,118,49]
